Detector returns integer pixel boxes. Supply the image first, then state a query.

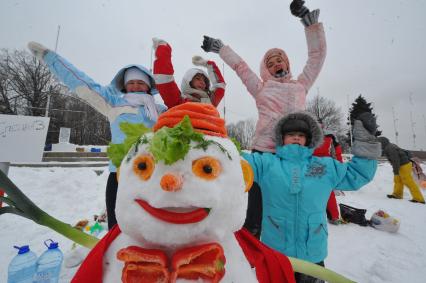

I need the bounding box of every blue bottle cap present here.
[14,245,30,254]
[44,239,59,249]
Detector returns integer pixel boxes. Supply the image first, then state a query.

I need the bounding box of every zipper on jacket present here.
[295,193,299,258]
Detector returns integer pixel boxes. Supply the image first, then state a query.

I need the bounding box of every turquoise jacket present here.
[243,144,377,263]
[43,52,167,172]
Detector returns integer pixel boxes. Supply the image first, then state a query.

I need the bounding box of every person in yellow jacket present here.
[378,137,425,204]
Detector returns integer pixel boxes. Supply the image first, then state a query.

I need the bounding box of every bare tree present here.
[44,93,111,145]
[307,95,345,132]
[0,48,111,146]
[49,93,111,145]
[227,119,256,150]
[306,95,350,150]
[0,50,21,114]
[0,49,61,116]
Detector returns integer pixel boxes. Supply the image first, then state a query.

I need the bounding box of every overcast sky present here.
[1,0,425,150]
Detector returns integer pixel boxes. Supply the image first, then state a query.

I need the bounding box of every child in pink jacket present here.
[202,0,326,153]
[202,0,327,240]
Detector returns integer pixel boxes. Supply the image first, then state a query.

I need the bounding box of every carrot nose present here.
[160,173,183,192]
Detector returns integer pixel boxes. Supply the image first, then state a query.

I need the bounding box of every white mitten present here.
[28,41,49,60]
[152,37,168,50]
[192,55,208,67]
[351,117,381,159]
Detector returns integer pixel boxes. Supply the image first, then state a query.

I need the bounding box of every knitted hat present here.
[124,67,151,88]
[153,102,227,138]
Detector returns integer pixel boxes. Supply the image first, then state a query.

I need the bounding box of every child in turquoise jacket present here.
[243,111,381,282]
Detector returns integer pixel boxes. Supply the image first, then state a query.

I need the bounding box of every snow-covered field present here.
[1,162,425,282]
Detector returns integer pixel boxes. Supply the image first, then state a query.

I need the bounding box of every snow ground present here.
[1,162,425,282]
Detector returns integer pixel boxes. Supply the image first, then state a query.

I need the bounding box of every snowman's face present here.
[115,133,250,247]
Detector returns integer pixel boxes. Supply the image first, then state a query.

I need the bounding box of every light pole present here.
[409,93,417,150]
[392,107,399,145]
[45,25,61,117]
[347,94,352,147]
[222,62,226,122]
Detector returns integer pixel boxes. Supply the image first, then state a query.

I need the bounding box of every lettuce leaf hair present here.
[107,116,233,168]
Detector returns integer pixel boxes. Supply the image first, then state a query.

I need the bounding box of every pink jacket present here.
[220,23,326,152]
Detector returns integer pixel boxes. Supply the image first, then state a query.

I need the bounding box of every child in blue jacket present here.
[28,42,167,229]
[243,111,381,283]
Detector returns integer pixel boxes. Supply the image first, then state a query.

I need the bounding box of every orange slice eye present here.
[192,157,222,180]
[116,167,120,183]
[240,160,254,192]
[133,154,155,181]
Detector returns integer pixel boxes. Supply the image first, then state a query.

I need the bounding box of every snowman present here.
[72,103,294,283]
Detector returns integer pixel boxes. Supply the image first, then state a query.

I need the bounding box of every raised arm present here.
[242,152,268,184]
[290,0,327,93]
[28,42,120,104]
[152,38,183,108]
[192,56,226,107]
[27,42,133,121]
[334,113,381,190]
[385,146,401,175]
[201,36,263,98]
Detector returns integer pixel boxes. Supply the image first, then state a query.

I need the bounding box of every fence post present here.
[0,162,10,207]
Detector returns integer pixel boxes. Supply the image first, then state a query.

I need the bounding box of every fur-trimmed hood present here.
[180,68,211,99]
[259,48,292,83]
[111,64,158,95]
[274,111,323,149]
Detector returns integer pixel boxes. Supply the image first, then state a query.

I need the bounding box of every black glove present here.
[356,112,377,136]
[290,0,310,18]
[201,35,224,54]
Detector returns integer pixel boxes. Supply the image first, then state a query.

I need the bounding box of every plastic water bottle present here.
[7,245,37,283]
[34,239,64,283]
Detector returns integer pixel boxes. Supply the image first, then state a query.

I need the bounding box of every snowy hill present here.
[1,162,425,282]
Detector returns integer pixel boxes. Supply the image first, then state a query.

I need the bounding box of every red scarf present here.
[72,226,295,283]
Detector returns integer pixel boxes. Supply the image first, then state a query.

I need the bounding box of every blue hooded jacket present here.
[43,51,167,172]
[243,112,377,263]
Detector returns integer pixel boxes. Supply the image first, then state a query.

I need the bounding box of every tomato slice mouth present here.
[135,199,210,224]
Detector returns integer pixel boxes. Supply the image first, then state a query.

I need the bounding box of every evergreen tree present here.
[346,95,381,143]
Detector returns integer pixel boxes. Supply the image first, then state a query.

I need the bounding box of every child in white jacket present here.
[152,38,226,109]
